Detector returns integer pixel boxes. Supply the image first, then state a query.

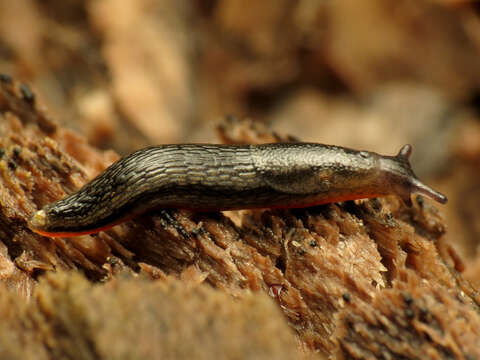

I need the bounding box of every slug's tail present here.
[394,144,448,205]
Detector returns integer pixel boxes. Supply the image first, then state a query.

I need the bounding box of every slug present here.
[29,143,447,237]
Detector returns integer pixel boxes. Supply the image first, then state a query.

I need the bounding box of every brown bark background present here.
[1,1,480,359]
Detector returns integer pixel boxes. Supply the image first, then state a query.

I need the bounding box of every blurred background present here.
[0,0,479,281]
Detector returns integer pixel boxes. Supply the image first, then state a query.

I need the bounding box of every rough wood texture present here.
[0,78,479,359]
[30,272,305,360]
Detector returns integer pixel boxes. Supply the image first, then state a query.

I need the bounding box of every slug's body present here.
[29,143,447,237]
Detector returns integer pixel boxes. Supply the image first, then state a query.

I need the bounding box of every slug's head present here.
[379,144,447,206]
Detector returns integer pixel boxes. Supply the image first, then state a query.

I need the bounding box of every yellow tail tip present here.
[29,210,47,231]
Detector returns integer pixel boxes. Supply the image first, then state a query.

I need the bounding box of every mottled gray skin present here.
[31,143,447,235]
